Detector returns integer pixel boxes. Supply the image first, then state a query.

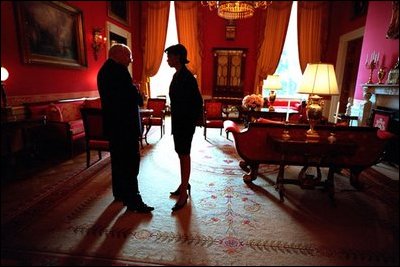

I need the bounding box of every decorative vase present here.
[305,96,323,139]
[377,68,386,84]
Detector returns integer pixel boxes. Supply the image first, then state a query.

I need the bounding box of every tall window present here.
[149,1,178,100]
[264,2,303,99]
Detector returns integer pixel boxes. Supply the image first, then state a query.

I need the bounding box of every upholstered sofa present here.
[224,120,391,193]
[24,98,100,157]
[270,99,303,110]
[240,99,307,123]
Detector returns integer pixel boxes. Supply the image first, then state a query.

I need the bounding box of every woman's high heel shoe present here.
[171,194,189,212]
[170,183,191,196]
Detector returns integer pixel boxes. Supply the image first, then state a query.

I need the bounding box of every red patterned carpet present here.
[1,127,399,266]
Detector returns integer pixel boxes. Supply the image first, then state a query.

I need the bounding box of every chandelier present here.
[201,1,272,20]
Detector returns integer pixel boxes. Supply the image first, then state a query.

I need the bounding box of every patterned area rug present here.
[2,129,399,266]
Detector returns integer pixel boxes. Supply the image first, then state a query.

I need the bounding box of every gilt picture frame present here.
[14,1,87,69]
[107,1,130,26]
[386,0,399,39]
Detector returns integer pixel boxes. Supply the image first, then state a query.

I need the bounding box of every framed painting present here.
[371,108,395,132]
[107,1,130,26]
[352,1,368,19]
[14,1,87,69]
[386,1,399,39]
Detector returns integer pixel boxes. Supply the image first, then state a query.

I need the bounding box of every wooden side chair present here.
[203,99,225,139]
[142,98,167,139]
[80,107,110,168]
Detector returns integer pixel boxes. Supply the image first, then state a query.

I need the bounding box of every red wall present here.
[3,1,389,106]
[354,1,399,100]
[1,1,142,104]
[1,2,101,100]
[325,1,367,65]
[199,7,259,97]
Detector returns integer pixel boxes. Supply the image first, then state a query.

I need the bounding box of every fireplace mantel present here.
[360,83,399,126]
[363,83,399,96]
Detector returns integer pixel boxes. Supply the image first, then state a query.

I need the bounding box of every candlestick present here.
[365,52,377,84]
[334,101,340,124]
[285,100,290,122]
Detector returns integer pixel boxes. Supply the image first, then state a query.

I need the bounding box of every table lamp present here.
[263,74,282,111]
[297,63,339,139]
[1,66,9,108]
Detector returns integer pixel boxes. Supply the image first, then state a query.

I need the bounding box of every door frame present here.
[106,21,132,76]
[329,27,365,122]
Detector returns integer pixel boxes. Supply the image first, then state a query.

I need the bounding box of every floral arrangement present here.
[242,94,264,110]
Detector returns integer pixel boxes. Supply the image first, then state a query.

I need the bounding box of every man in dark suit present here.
[97,43,153,213]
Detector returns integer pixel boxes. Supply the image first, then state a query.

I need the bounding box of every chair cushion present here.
[146,98,166,117]
[46,103,63,122]
[206,120,224,127]
[149,117,163,125]
[206,103,223,119]
[27,104,49,120]
[88,140,109,150]
[223,120,241,133]
[256,118,284,124]
[83,98,102,108]
[59,101,84,122]
[68,119,85,135]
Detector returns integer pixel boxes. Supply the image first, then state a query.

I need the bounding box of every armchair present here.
[80,107,109,168]
[142,98,167,139]
[203,99,225,139]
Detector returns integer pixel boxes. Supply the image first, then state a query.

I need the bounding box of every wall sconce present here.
[1,66,9,108]
[92,28,107,61]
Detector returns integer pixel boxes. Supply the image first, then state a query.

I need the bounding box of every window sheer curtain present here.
[140,2,170,97]
[297,1,329,72]
[175,1,203,92]
[254,2,292,94]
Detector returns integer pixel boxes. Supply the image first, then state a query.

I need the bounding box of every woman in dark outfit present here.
[165,44,203,212]
[97,44,153,213]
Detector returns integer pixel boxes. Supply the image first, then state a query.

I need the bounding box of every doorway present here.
[339,37,363,112]
[329,27,365,121]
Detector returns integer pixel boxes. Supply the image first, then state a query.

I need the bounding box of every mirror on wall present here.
[106,21,132,75]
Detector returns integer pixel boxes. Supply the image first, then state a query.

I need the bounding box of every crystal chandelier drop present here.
[201,1,272,20]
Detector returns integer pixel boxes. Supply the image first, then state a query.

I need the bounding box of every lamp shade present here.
[1,67,9,82]
[297,63,339,95]
[263,74,282,90]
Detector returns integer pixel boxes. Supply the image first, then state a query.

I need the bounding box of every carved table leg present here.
[326,166,336,205]
[349,167,364,190]
[239,160,250,172]
[242,161,259,183]
[275,160,286,202]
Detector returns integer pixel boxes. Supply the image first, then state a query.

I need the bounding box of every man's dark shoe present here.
[126,202,154,213]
